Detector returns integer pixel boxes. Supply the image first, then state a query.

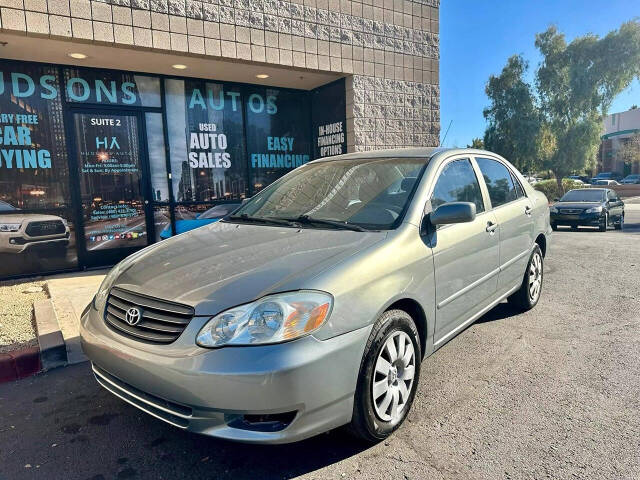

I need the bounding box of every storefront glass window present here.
[63,68,161,107]
[0,63,70,209]
[146,112,170,202]
[245,87,311,193]
[0,62,78,277]
[165,79,248,202]
[153,205,171,242]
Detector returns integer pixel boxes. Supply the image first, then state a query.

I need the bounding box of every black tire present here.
[507,244,544,312]
[551,222,558,231]
[571,225,578,231]
[599,213,608,232]
[348,309,421,443]
[614,214,624,230]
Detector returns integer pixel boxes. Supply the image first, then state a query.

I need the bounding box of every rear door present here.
[474,157,534,293]
[430,157,500,346]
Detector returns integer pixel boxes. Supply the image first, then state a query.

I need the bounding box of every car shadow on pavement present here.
[474,301,522,325]
[128,415,371,480]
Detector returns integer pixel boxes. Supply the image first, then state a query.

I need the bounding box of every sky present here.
[439,0,640,148]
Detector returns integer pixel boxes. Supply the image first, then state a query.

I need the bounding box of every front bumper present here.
[550,212,602,226]
[80,305,370,444]
[0,232,69,254]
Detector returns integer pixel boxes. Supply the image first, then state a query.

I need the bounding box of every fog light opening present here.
[226,411,297,432]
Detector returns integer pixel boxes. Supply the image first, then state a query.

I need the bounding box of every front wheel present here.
[551,222,558,231]
[599,213,608,232]
[614,213,624,230]
[348,309,421,443]
[508,244,544,311]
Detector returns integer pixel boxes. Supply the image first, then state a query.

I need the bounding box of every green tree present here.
[467,137,485,149]
[483,55,540,173]
[484,21,640,193]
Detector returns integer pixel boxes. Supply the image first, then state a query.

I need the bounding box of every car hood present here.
[554,201,602,209]
[0,213,64,223]
[113,221,386,315]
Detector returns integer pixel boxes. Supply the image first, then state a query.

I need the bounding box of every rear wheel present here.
[508,244,543,312]
[348,309,421,443]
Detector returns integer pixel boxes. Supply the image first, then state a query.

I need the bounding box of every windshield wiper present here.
[226,214,296,227]
[279,215,370,232]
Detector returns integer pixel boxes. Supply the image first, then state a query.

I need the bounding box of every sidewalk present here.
[46,270,107,364]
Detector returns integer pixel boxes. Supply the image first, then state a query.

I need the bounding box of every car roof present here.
[308,147,500,163]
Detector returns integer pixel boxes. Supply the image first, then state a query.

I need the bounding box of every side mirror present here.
[429,202,476,226]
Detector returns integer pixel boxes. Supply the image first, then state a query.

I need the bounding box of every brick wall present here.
[0,0,440,152]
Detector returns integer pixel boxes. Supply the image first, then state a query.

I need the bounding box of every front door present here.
[70,111,154,268]
[429,158,500,346]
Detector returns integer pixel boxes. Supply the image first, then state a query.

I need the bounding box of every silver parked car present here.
[80,148,551,444]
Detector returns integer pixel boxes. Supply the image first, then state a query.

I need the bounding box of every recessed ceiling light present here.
[68,53,88,59]
[172,64,188,70]
[256,74,270,79]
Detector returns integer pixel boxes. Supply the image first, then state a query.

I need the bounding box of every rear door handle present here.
[524,205,532,216]
[486,221,498,233]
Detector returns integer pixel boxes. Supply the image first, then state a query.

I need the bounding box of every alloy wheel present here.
[528,251,543,302]
[372,331,416,424]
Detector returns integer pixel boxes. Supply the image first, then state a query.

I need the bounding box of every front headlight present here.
[549,206,558,213]
[0,223,21,232]
[585,206,603,214]
[196,291,333,348]
[93,264,122,313]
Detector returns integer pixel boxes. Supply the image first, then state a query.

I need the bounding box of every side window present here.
[511,172,525,199]
[475,157,518,208]
[431,159,485,214]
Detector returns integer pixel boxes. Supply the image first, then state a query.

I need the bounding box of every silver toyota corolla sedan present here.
[80,148,551,444]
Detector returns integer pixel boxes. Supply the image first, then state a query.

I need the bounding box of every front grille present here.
[560,209,582,215]
[105,287,194,344]
[25,220,65,236]
[92,363,191,429]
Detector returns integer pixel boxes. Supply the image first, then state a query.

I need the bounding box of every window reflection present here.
[165,79,247,202]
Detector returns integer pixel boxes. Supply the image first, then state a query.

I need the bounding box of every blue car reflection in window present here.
[159,203,241,239]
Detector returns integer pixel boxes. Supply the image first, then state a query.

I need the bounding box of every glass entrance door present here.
[71,111,153,268]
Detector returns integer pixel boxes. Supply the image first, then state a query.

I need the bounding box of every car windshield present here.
[560,190,606,202]
[199,204,240,219]
[229,157,428,230]
[0,200,17,211]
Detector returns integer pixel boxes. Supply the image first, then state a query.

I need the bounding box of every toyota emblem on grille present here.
[125,307,142,326]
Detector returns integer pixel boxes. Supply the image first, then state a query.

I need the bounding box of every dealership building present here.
[0,0,440,278]
[598,108,640,175]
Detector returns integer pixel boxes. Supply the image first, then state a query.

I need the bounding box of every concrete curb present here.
[34,299,68,371]
[0,347,41,383]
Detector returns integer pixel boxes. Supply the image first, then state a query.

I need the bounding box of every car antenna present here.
[440,120,453,146]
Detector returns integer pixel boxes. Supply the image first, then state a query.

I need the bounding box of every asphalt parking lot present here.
[1,206,639,480]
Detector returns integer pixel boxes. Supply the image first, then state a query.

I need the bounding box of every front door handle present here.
[486,221,498,233]
[524,205,532,216]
